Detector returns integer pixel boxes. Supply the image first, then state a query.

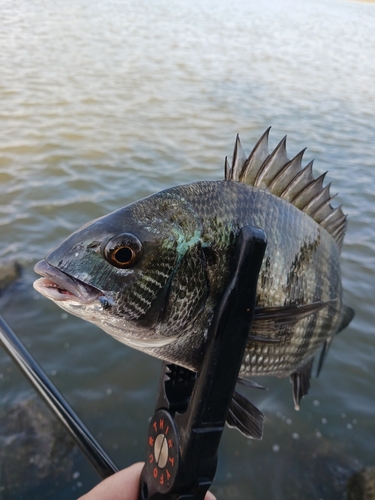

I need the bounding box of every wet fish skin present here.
[35,179,343,375]
[33,131,354,435]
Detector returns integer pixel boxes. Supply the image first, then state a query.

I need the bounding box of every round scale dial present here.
[146,409,179,493]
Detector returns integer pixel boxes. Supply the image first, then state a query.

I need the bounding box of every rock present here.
[347,467,375,500]
[0,397,79,498]
[0,260,21,290]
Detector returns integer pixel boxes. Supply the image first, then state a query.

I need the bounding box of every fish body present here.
[34,130,354,436]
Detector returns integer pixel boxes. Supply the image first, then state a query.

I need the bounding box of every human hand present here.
[78,462,216,500]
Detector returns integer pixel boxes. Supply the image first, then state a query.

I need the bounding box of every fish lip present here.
[33,260,102,304]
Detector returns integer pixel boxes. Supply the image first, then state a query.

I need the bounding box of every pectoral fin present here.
[249,301,333,342]
[254,301,333,324]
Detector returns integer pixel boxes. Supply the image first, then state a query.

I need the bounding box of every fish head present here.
[33,190,209,362]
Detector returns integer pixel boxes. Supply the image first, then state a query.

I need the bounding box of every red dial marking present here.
[147,410,178,492]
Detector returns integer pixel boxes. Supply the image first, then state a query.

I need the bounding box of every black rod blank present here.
[0,315,118,479]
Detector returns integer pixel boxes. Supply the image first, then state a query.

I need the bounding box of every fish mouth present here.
[33,260,102,304]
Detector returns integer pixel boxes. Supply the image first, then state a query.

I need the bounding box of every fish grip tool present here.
[139,225,267,500]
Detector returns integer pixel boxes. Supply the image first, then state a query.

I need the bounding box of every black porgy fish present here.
[34,129,354,438]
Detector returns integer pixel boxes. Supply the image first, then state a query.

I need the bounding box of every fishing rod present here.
[0,223,267,498]
[0,315,118,479]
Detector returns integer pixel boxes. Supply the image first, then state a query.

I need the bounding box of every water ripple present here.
[1,0,374,498]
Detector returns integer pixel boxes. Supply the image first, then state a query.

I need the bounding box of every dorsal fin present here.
[225,129,347,252]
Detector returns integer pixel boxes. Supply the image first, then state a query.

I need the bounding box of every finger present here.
[78,462,144,500]
[205,490,217,500]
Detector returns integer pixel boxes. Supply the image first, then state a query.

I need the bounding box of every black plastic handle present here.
[139,225,267,499]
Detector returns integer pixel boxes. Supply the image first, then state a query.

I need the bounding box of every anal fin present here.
[290,358,314,411]
[226,390,264,439]
[316,339,331,377]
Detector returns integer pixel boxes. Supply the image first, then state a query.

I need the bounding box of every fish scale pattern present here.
[162,180,343,377]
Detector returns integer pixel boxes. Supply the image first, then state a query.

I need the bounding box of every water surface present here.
[1,0,374,498]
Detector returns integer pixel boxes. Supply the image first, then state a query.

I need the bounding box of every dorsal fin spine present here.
[254,135,289,188]
[280,161,315,202]
[320,205,344,229]
[224,156,230,179]
[268,148,306,196]
[324,214,346,234]
[311,200,335,223]
[292,172,327,210]
[303,183,333,216]
[231,134,246,181]
[225,129,348,251]
[239,127,271,184]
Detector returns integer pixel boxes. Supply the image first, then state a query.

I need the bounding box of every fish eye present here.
[103,233,143,268]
